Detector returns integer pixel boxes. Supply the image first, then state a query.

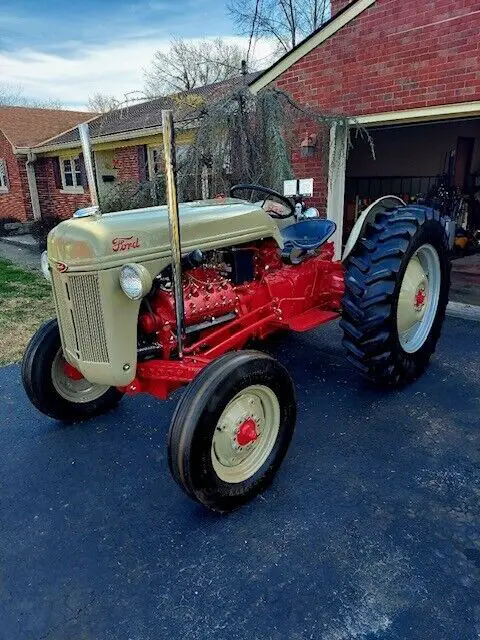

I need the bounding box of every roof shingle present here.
[0,105,94,148]
[38,72,261,150]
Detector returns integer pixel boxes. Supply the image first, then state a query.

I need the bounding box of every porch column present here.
[326,122,348,260]
[25,153,41,221]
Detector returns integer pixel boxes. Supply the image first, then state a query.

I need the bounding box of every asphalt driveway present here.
[1,318,479,640]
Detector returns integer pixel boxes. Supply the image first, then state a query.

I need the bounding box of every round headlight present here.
[119,264,152,300]
[40,251,51,282]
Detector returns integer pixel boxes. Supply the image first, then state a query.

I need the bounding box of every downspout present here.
[25,151,42,221]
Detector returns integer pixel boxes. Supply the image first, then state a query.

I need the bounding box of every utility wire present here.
[246,0,262,68]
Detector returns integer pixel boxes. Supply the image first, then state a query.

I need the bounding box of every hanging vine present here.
[177,85,374,200]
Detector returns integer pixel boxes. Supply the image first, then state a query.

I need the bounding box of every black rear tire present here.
[340,206,451,387]
[22,319,124,421]
[168,351,296,513]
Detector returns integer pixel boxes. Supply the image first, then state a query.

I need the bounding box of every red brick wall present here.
[276,0,480,206]
[331,0,351,16]
[113,146,143,182]
[290,124,329,214]
[0,131,30,222]
[36,157,91,220]
[1,139,145,222]
[34,146,143,221]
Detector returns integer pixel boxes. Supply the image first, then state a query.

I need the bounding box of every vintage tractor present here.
[22,114,451,513]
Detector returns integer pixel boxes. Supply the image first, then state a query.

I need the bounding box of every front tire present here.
[340,206,451,387]
[168,351,296,513]
[22,319,124,421]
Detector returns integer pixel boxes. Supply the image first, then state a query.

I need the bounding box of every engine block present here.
[141,267,238,333]
[138,241,344,366]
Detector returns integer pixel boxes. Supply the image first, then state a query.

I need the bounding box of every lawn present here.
[0,259,55,365]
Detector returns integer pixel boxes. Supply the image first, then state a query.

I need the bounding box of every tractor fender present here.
[342,195,406,262]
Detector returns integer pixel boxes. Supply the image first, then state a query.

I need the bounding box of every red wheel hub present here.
[415,287,426,310]
[236,418,258,446]
[63,361,83,380]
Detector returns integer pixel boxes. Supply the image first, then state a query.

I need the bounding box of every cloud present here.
[0,36,276,110]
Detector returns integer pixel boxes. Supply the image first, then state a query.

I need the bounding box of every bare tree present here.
[144,37,247,96]
[0,83,63,109]
[229,0,330,56]
[87,92,120,113]
[0,83,26,106]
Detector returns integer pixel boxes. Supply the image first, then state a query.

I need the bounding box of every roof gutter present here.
[350,101,480,126]
[31,124,165,153]
[30,117,198,154]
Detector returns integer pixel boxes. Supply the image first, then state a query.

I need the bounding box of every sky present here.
[0,0,276,110]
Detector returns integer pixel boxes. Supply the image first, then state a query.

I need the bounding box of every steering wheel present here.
[229,183,295,219]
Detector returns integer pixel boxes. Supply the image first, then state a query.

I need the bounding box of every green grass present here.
[0,259,55,365]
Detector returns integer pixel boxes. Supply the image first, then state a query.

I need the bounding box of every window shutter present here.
[138,145,148,182]
[78,153,89,189]
[52,158,63,189]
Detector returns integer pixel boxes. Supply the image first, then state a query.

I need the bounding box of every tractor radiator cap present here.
[73,205,100,218]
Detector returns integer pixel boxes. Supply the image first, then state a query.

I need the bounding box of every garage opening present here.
[345,118,480,305]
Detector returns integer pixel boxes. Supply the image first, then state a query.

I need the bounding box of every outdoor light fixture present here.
[300,133,318,158]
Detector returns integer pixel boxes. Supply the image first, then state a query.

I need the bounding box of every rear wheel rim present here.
[397,243,441,354]
[211,385,280,483]
[51,349,109,403]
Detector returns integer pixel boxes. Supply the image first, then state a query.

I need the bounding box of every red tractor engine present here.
[140,266,238,335]
[135,240,344,396]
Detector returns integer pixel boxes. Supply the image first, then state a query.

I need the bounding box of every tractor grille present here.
[52,271,109,364]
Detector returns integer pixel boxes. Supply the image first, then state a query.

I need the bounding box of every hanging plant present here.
[177,85,373,200]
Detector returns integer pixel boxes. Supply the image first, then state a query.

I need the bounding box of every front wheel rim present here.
[51,349,109,403]
[397,243,441,354]
[211,385,280,484]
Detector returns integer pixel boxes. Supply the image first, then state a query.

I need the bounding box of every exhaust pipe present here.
[73,123,100,219]
[78,122,99,208]
[162,109,186,358]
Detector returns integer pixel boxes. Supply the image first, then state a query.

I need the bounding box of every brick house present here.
[5,1,480,253]
[0,75,258,226]
[0,107,94,223]
[250,0,480,256]
[23,73,260,220]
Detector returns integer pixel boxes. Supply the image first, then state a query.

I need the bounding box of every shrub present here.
[100,176,166,214]
[31,215,62,250]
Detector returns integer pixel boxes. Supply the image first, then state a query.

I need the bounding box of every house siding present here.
[275,0,480,205]
[0,131,31,222]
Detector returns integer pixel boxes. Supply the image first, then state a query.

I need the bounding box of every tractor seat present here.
[280,219,336,252]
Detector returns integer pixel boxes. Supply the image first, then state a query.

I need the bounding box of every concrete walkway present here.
[0,235,41,270]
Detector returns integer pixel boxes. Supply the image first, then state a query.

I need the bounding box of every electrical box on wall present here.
[283,178,314,197]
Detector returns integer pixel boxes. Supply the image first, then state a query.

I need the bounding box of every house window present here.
[147,145,189,180]
[0,159,9,193]
[60,157,83,192]
[148,146,164,180]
